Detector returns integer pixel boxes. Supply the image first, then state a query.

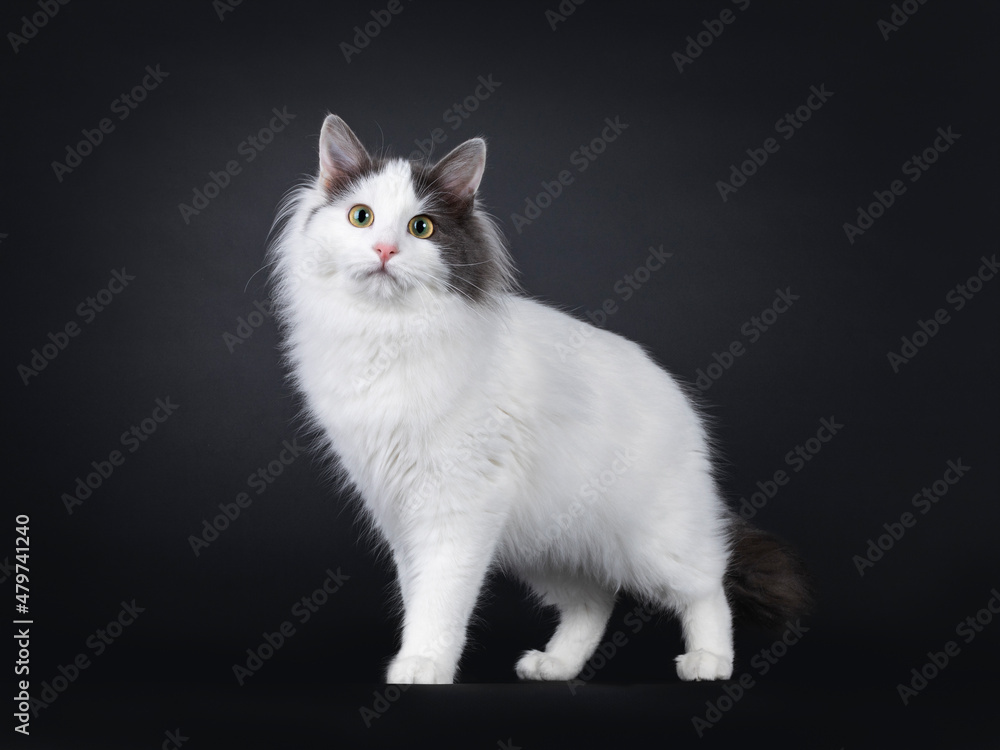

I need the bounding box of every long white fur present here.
[270,130,735,684]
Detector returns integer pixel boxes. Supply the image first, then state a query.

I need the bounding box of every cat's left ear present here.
[429,138,486,207]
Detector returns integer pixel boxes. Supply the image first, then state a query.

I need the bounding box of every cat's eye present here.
[349,204,374,228]
[408,215,434,239]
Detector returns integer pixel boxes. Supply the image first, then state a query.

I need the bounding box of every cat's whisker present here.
[243,259,280,293]
[441,260,492,268]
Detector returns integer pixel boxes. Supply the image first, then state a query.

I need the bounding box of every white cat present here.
[269,115,810,684]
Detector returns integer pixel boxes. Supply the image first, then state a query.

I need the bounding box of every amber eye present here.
[349,204,373,227]
[408,215,434,239]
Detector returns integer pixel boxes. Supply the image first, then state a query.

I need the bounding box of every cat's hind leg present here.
[515,573,615,681]
[672,584,734,681]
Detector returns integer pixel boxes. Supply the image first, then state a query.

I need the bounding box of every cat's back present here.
[496,295,700,443]
[502,295,682,396]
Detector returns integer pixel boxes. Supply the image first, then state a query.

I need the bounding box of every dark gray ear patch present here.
[409,162,514,304]
[322,159,382,202]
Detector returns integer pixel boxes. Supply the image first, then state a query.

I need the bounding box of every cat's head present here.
[289,114,514,306]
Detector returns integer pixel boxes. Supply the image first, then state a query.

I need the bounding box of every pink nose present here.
[374,243,398,264]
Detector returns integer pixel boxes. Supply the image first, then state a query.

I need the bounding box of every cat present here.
[268,114,811,684]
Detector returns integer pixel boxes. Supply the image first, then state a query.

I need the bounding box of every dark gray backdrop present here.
[6,1,998,747]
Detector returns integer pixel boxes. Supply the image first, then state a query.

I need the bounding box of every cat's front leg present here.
[385,511,499,684]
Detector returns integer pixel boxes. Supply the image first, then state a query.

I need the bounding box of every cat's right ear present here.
[319,115,370,191]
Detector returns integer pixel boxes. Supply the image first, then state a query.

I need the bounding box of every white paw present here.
[515,649,580,681]
[386,655,451,684]
[675,649,733,681]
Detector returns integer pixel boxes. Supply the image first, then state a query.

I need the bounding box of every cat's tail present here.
[724,518,814,629]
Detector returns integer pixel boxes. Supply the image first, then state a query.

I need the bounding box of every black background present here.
[5,0,998,747]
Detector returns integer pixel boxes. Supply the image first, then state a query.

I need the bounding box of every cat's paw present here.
[515,649,580,681]
[675,649,733,681]
[386,655,451,684]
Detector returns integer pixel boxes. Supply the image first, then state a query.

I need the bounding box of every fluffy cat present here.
[268,114,810,684]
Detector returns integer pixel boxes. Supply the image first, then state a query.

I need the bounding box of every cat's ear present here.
[319,115,370,190]
[429,138,486,207]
